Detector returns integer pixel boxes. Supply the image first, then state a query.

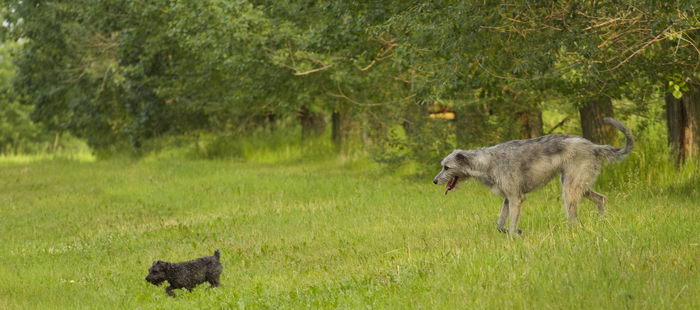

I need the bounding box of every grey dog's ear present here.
[455,151,471,166]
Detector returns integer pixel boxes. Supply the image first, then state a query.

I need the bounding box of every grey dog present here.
[433,118,633,235]
[145,250,222,296]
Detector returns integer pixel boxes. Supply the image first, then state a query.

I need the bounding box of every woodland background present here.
[1,1,700,171]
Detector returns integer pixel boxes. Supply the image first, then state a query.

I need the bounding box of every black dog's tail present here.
[595,117,634,163]
[214,249,221,260]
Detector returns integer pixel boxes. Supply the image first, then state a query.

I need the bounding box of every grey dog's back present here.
[471,118,633,195]
[484,118,632,163]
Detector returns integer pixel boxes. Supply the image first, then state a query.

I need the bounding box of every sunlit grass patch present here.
[0,152,96,165]
[0,158,698,309]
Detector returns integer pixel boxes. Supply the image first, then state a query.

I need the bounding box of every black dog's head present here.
[145,260,170,286]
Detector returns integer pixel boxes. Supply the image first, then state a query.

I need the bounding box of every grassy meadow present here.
[1,153,699,309]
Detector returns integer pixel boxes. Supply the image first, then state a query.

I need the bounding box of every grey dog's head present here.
[433,150,473,194]
[145,260,170,286]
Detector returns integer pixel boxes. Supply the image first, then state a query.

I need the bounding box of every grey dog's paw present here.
[497,227,522,235]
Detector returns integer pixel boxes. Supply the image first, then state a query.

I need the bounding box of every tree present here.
[3,0,291,151]
[0,41,50,153]
[259,1,413,151]
[665,80,700,165]
[497,0,700,160]
[3,0,700,166]
[579,98,616,145]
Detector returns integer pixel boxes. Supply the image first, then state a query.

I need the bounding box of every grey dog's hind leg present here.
[562,185,583,221]
[562,160,603,221]
[497,199,509,233]
[507,196,523,235]
[584,190,607,215]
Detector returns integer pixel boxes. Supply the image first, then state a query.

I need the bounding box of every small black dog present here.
[145,249,223,297]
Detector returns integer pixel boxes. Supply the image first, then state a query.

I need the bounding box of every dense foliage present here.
[0,41,50,154]
[1,1,699,166]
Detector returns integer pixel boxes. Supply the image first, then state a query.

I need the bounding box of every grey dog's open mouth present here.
[444,177,458,195]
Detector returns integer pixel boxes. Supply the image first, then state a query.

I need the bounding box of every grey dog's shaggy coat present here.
[433,118,633,235]
[145,250,223,296]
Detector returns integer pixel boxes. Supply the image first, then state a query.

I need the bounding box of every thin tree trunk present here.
[402,101,427,141]
[52,131,63,153]
[299,106,325,141]
[332,111,341,149]
[665,88,699,165]
[331,106,353,152]
[579,97,616,145]
[516,109,543,139]
[454,101,494,148]
[266,113,278,132]
[252,113,277,132]
[360,117,371,149]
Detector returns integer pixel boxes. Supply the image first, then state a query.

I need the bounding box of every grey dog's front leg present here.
[497,199,509,233]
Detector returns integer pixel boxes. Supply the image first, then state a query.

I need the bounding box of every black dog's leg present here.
[165,285,176,297]
[207,274,221,288]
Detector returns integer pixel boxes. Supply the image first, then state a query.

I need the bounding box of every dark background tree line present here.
[0,0,699,167]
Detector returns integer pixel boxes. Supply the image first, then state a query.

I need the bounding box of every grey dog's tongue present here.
[444,177,456,195]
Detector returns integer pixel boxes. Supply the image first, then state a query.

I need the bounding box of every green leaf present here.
[672,88,683,99]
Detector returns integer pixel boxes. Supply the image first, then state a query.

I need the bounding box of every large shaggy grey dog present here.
[433,118,633,236]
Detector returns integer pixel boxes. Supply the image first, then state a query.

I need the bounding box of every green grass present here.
[1,157,698,309]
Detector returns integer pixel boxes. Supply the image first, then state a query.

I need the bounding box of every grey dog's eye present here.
[443,166,449,170]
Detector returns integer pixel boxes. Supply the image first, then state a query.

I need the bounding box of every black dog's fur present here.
[145,250,223,296]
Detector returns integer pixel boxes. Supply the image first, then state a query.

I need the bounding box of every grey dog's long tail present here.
[596,117,634,162]
[214,249,221,260]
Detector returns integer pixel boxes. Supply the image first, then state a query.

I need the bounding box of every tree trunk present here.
[516,109,543,139]
[402,101,428,141]
[266,113,278,132]
[299,106,325,141]
[665,88,699,165]
[52,131,63,153]
[360,118,371,149]
[454,101,494,148]
[331,107,353,152]
[579,98,616,145]
[332,111,341,149]
[252,113,277,132]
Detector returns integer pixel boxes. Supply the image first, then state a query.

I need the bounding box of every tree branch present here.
[546,116,570,134]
